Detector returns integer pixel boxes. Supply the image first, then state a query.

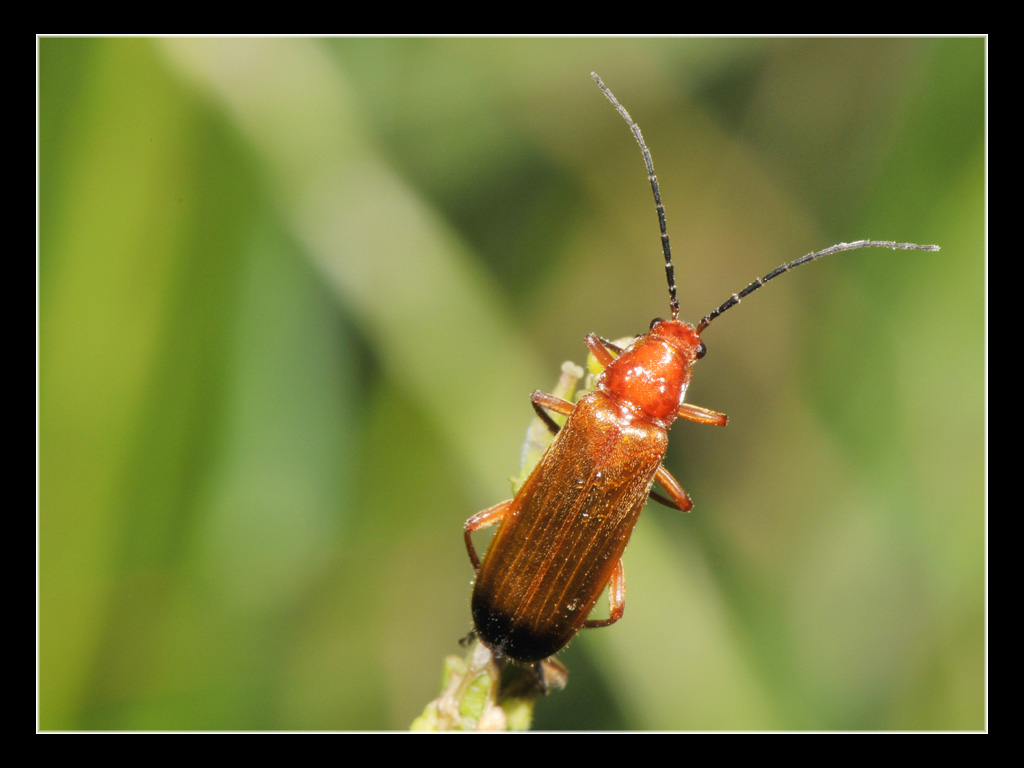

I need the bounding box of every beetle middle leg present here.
[530,390,574,436]
[648,464,695,512]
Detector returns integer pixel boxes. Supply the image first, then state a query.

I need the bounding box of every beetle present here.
[463,73,939,664]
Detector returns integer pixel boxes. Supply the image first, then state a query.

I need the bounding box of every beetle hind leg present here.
[584,559,626,629]
[464,500,514,570]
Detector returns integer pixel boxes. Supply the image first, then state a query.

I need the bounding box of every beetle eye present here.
[649,317,663,331]
[695,342,707,360]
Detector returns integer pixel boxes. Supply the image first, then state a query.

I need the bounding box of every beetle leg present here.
[464,500,514,570]
[530,390,575,436]
[538,656,569,692]
[677,402,728,426]
[585,333,622,367]
[584,559,625,628]
[648,464,694,512]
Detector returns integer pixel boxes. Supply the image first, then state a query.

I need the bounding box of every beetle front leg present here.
[584,559,626,628]
[585,333,622,368]
[677,402,728,427]
[464,500,514,571]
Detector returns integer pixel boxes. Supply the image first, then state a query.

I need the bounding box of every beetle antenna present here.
[696,240,941,334]
[593,72,679,320]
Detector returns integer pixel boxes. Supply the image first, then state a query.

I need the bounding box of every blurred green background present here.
[39,38,984,730]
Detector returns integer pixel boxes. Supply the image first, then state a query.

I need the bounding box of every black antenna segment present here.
[591,75,940,337]
[592,72,679,320]
[696,240,941,334]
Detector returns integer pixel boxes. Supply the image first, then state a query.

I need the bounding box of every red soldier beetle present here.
[463,73,939,665]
